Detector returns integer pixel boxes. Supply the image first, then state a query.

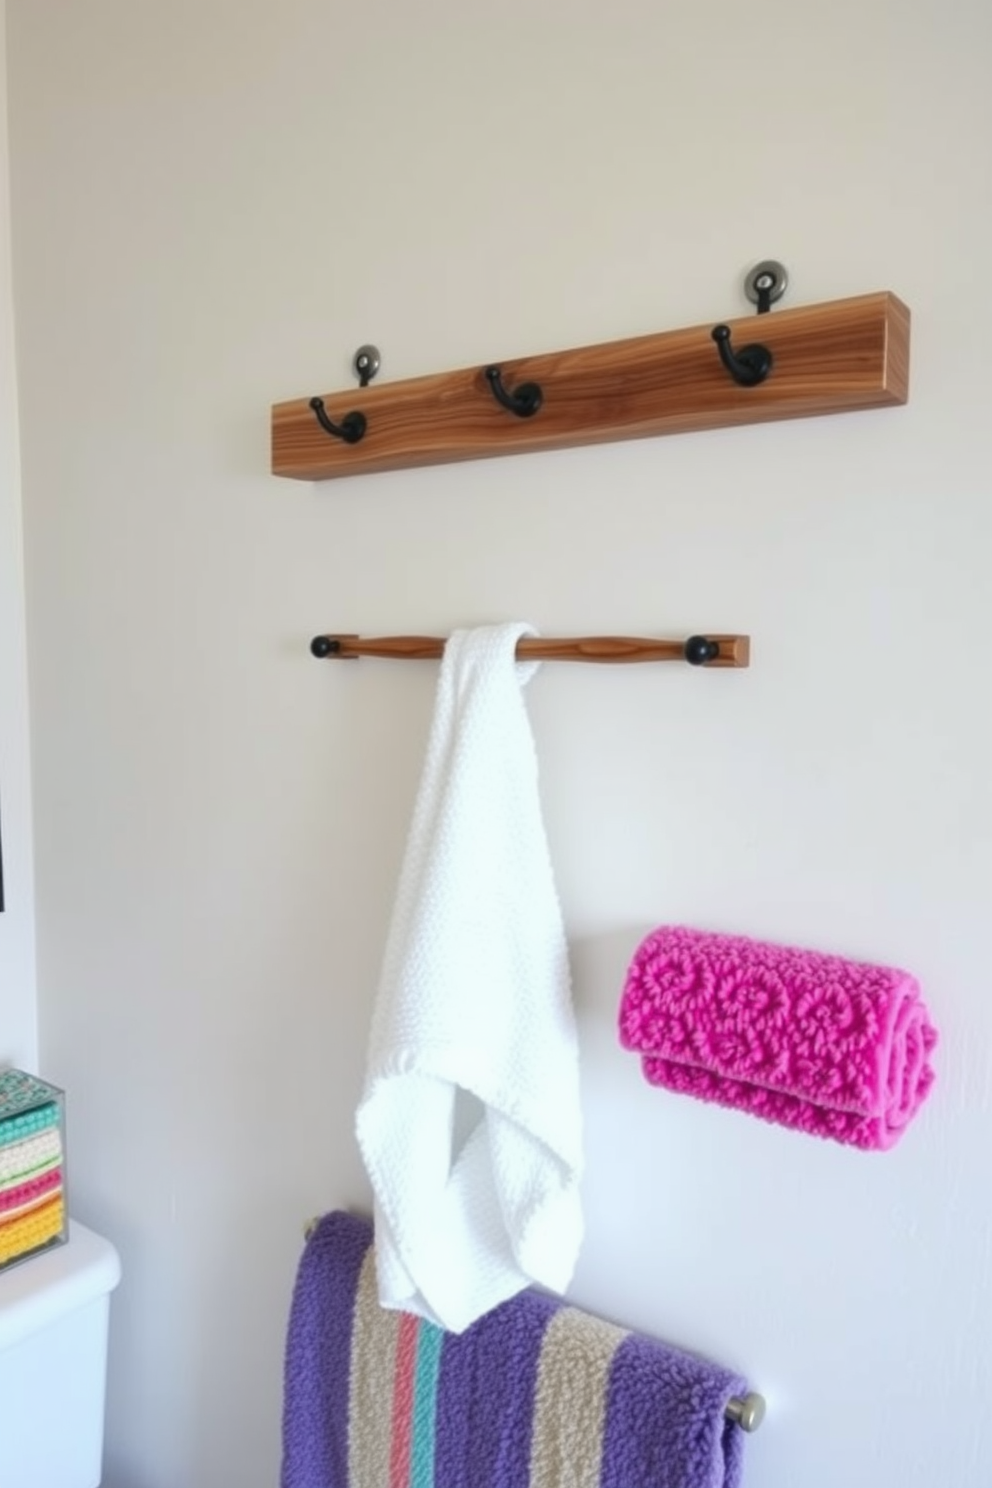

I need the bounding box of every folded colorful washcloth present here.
[0,1102,60,1150]
[0,1167,63,1218]
[0,1128,62,1186]
[619,925,937,1150]
[282,1211,750,1488]
[0,1194,64,1265]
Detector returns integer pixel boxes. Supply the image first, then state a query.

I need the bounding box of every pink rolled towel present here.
[618,926,937,1150]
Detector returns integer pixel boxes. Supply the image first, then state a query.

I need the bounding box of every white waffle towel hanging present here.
[355,622,583,1333]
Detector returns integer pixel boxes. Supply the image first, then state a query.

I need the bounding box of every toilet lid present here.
[0,1220,121,1352]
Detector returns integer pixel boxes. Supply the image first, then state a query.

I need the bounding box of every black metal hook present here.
[684,635,720,666]
[710,325,773,388]
[309,397,367,444]
[484,365,543,418]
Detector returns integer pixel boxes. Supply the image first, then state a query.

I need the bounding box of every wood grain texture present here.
[311,634,751,667]
[272,292,910,482]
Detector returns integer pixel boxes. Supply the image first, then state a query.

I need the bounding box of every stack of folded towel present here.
[0,1070,66,1269]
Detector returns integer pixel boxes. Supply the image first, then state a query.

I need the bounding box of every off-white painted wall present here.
[0,1,36,1070]
[6,2,991,1485]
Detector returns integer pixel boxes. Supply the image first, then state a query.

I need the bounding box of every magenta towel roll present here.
[618,927,937,1150]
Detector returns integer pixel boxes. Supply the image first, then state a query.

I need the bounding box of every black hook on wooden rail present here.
[309,397,367,444]
[484,366,543,418]
[711,259,787,386]
[710,325,773,387]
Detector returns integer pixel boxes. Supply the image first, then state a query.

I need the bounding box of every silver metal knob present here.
[744,260,788,311]
[353,344,381,386]
[726,1391,766,1432]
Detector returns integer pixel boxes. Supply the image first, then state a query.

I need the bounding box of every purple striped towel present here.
[281,1211,750,1488]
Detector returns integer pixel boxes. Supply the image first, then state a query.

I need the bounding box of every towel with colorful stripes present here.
[281,1211,749,1488]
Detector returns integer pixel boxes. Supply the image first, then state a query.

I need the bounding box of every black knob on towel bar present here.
[309,397,367,444]
[684,636,720,666]
[310,637,341,657]
[711,325,773,387]
[484,366,543,418]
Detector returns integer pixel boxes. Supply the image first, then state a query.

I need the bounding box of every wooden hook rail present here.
[273,290,910,483]
[309,633,750,667]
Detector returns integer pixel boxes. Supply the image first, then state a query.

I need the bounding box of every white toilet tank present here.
[0,1220,121,1488]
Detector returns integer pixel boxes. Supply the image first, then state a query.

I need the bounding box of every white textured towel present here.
[355,623,583,1333]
